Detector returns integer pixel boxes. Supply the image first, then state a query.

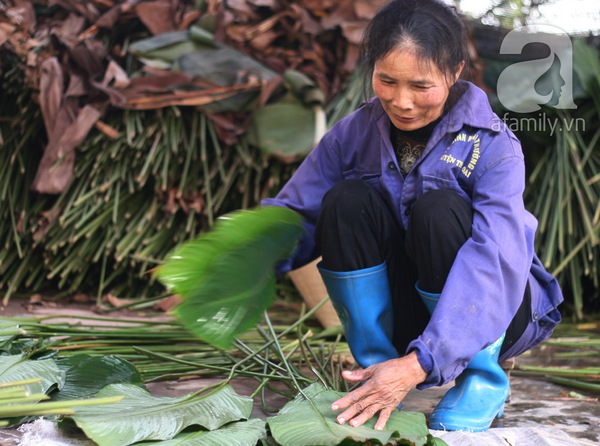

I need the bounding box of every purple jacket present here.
[262,81,563,388]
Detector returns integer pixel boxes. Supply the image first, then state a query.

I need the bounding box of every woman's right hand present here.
[331,351,428,430]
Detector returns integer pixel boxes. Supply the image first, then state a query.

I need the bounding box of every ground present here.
[0,298,598,446]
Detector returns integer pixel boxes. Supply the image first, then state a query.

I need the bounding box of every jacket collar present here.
[444,80,504,132]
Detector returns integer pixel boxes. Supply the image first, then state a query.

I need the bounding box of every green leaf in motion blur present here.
[155,205,304,350]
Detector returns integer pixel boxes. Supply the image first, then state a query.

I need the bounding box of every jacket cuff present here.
[407,339,442,390]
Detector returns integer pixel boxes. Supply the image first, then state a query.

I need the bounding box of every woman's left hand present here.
[331,351,428,430]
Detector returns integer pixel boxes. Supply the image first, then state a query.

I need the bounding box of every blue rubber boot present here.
[416,284,509,432]
[318,262,398,368]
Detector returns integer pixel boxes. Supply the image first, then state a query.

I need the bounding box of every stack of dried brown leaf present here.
[0,0,387,302]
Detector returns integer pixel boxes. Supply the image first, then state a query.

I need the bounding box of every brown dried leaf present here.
[94,0,117,9]
[33,104,102,194]
[96,6,123,29]
[178,10,201,30]
[49,0,101,22]
[342,44,360,72]
[253,0,280,7]
[69,39,107,78]
[353,0,388,19]
[206,113,249,145]
[33,206,63,242]
[227,24,255,43]
[153,295,183,313]
[65,74,87,97]
[105,293,134,308]
[319,0,356,30]
[115,82,260,110]
[248,30,280,51]
[72,293,92,303]
[101,60,130,89]
[300,0,337,14]
[95,120,120,139]
[119,71,193,92]
[0,25,11,48]
[8,0,36,33]
[136,1,177,35]
[340,20,369,45]
[39,57,64,138]
[28,294,43,305]
[51,13,86,48]
[226,0,256,16]
[164,188,178,214]
[292,4,322,35]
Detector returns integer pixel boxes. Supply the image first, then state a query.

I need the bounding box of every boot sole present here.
[429,403,505,432]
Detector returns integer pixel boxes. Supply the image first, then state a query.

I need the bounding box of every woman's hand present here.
[331,351,428,430]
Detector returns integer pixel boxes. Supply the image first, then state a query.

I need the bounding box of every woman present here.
[262,0,563,432]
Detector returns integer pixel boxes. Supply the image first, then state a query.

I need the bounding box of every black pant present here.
[315,179,529,357]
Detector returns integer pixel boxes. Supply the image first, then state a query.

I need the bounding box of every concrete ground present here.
[1,299,599,445]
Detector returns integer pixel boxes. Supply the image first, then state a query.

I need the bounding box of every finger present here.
[331,382,372,411]
[374,407,394,430]
[335,406,356,425]
[341,369,369,383]
[346,401,382,428]
[335,398,373,426]
[335,390,382,426]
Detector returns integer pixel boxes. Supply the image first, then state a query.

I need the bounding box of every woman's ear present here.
[454,60,466,82]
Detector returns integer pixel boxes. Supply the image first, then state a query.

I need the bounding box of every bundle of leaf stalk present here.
[521,40,600,318]
[0,304,445,445]
[0,68,299,305]
[513,319,600,396]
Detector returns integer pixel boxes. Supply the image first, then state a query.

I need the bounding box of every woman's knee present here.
[411,189,472,236]
[321,179,374,218]
[406,190,473,283]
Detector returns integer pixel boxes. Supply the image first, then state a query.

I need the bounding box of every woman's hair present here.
[360,0,469,90]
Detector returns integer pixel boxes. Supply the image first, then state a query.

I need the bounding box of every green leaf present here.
[247,70,326,160]
[177,47,277,87]
[0,355,64,397]
[129,26,217,56]
[283,70,326,106]
[155,206,304,350]
[71,383,253,446]
[134,419,267,445]
[267,383,440,446]
[129,29,216,63]
[176,47,277,113]
[52,355,144,401]
[248,98,319,160]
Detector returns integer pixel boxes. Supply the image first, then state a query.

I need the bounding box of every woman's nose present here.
[392,88,414,110]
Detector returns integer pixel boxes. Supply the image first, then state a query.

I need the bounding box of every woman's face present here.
[372,48,462,131]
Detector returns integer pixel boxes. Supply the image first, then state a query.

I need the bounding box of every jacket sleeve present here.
[261,134,344,274]
[408,134,533,388]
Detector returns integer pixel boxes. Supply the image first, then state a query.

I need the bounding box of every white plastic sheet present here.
[434,427,598,446]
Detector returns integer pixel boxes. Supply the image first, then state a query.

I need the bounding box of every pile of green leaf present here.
[0,320,446,446]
